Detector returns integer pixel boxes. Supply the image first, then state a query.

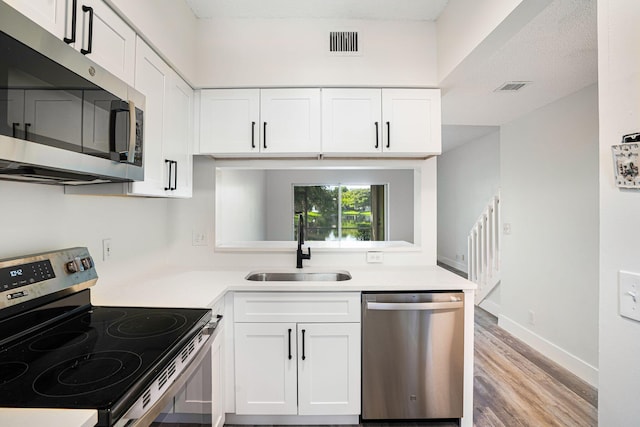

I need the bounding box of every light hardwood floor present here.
[222,307,597,427]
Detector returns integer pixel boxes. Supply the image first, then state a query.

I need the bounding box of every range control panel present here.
[0,247,98,308]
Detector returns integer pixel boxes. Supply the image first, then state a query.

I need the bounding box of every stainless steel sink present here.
[245,271,352,282]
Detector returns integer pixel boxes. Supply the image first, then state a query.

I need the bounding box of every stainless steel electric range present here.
[0,247,218,426]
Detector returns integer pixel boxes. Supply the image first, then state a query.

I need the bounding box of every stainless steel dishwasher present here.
[361,292,464,420]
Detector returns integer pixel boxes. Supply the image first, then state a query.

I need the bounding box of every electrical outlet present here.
[192,230,208,246]
[503,223,512,235]
[620,271,640,322]
[102,238,112,261]
[367,251,384,263]
[528,310,536,326]
[461,254,465,261]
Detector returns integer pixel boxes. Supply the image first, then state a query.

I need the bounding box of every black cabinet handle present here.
[24,123,31,140]
[374,121,379,148]
[288,328,292,360]
[12,123,19,138]
[172,161,178,191]
[386,121,390,148]
[251,121,256,148]
[301,329,306,360]
[263,122,267,149]
[64,0,77,44]
[81,5,94,55]
[164,159,173,191]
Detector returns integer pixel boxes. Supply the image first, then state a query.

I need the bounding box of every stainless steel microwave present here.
[0,2,144,185]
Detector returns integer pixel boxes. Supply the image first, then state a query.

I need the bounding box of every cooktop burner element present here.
[107,312,188,339]
[0,361,28,385]
[33,350,143,397]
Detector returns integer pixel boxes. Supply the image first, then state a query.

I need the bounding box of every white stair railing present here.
[468,191,501,304]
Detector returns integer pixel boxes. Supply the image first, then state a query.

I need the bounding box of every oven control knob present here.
[81,257,93,270]
[65,260,78,274]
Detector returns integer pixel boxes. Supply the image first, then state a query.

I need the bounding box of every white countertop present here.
[2,264,473,426]
[0,408,97,427]
[91,265,475,308]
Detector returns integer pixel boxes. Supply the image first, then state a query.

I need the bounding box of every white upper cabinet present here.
[199,89,260,154]
[164,70,194,198]
[260,88,321,155]
[74,0,136,86]
[130,37,170,197]
[3,0,67,37]
[4,0,135,86]
[323,88,441,156]
[381,88,441,155]
[130,37,193,198]
[198,88,321,157]
[321,88,382,154]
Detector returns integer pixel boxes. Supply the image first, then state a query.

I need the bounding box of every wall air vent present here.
[495,81,531,92]
[329,31,359,54]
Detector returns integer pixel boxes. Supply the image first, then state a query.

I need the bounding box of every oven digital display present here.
[0,260,55,292]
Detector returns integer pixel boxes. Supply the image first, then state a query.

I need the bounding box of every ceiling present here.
[185,0,449,20]
[184,0,597,153]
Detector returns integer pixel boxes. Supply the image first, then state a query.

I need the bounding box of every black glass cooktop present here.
[0,290,210,425]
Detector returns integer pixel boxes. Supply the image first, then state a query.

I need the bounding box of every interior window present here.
[293,184,386,242]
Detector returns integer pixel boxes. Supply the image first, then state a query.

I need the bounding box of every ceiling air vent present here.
[495,81,531,92]
[329,31,358,54]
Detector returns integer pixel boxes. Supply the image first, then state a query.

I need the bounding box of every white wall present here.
[263,169,414,241]
[215,169,267,242]
[500,84,599,385]
[0,181,170,286]
[194,18,437,87]
[437,0,523,81]
[437,131,500,271]
[598,0,640,424]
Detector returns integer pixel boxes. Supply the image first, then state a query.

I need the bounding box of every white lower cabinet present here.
[233,292,361,417]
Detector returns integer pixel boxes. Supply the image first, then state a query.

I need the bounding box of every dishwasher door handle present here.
[366,301,463,311]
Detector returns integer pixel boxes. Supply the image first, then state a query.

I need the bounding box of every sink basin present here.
[245,271,352,282]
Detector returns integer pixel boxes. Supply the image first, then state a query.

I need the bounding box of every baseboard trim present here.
[225,414,360,425]
[437,255,467,273]
[498,314,598,387]
[479,299,500,317]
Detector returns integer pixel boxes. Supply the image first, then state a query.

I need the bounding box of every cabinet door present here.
[260,88,320,155]
[130,37,170,197]
[234,323,298,415]
[381,88,441,155]
[75,0,136,86]
[321,88,382,154]
[297,323,361,415]
[164,71,193,198]
[4,0,68,39]
[199,89,260,155]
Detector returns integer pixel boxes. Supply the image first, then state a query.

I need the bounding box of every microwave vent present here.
[329,31,359,54]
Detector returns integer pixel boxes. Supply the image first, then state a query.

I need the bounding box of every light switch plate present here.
[619,270,640,321]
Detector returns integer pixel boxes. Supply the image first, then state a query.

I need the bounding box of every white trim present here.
[479,299,500,317]
[437,255,467,273]
[225,414,359,425]
[498,314,598,387]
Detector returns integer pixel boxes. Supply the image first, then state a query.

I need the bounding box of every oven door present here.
[117,318,222,427]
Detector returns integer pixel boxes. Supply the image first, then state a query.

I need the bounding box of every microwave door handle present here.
[127,100,136,163]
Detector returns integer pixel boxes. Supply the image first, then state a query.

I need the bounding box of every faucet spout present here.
[296,213,311,268]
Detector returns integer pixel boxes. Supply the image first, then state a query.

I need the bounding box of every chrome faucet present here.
[296,213,311,268]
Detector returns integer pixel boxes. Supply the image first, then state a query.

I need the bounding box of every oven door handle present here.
[126,324,220,426]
